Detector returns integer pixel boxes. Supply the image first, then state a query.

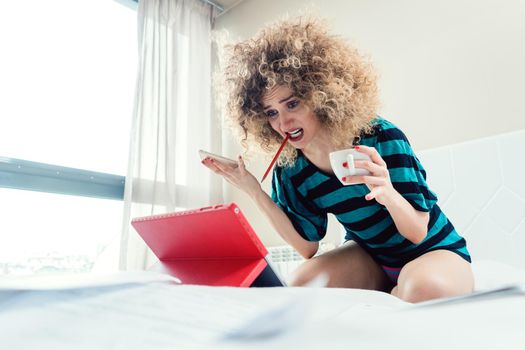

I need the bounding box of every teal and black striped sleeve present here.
[373,127,438,212]
[271,166,328,242]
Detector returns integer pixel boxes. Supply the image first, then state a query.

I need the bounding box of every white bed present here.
[1,130,525,349]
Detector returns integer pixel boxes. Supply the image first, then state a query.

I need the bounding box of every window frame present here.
[0,157,125,200]
[0,0,137,202]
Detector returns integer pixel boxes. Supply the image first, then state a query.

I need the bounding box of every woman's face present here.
[261,85,323,149]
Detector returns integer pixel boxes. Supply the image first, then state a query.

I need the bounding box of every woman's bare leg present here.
[288,241,391,292]
[394,250,474,303]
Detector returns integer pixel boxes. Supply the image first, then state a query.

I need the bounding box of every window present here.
[0,0,137,275]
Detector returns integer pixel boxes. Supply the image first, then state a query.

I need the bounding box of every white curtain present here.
[119,0,223,271]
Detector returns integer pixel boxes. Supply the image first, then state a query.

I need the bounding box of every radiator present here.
[267,242,336,280]
[267,245,304,279]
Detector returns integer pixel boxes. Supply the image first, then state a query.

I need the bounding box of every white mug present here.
[329,148,371,185]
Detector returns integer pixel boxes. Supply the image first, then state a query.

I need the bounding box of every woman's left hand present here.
[342,145,397,206]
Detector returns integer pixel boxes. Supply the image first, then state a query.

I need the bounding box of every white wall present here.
[214,0,525,246]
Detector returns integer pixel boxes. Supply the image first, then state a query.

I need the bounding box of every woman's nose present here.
[279,110,294,129]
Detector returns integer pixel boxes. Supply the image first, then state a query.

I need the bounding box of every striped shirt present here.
[271,117,471,267]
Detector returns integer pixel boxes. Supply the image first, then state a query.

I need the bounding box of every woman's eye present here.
[265,110,278,118]
[287,100,299,109]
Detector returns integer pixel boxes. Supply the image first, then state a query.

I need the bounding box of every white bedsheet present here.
[1,266,524,350]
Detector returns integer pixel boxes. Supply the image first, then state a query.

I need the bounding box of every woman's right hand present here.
[201,156,262,198]
[203,155,319,259]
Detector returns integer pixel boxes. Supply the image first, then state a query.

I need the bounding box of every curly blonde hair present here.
[219,16,380,166]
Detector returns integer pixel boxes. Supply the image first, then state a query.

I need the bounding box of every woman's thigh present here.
[394,249,474,303]
[288,241,391,291]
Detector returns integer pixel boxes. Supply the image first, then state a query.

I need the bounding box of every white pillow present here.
[472,260,525,291]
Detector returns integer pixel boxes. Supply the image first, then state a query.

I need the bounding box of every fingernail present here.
[354,146,360,150]
[342,161,348,168]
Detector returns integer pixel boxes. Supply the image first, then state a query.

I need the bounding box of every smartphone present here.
[198,149,239,168]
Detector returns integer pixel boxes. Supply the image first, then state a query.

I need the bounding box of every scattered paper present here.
[0,270,179,291]
[0,273,409,350]
[221,273,329,340]
[412,283,525,308]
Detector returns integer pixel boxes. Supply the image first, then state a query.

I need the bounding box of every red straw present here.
[260,134,289,183]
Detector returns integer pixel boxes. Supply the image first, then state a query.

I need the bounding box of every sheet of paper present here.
[0,282,405,350]
[221,273,329,340]
[413,283,525,308]
[216,293,525,350]
[217,284,525,350]
[223,286,407,341]
[0,271,179,291]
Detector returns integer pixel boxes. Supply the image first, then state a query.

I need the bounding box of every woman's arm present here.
[251,188,319,258]
[344,146,429,244]
[380,191,429,244]
[202,156,319,258]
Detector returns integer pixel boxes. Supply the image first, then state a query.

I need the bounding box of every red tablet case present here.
[131,203,269,287]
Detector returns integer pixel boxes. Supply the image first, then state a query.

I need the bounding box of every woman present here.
[203,17,474,302]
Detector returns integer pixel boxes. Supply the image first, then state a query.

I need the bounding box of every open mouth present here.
[286,128,304,141]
